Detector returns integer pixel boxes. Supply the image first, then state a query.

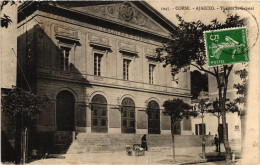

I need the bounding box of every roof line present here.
[139,1,177,31]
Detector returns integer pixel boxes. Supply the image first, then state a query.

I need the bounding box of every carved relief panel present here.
[54,25,78,40]
[70,2,164,33]
[144,47,158,60]
[118,41,138,55]
[88,33,110,48]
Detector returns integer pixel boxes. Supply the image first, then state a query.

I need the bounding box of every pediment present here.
[56,2,171,36]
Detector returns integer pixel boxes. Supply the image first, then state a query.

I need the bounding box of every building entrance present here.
[91,94,108,133]
[121,97,135,133]
[56,90,75,131]
[148,100,160,134]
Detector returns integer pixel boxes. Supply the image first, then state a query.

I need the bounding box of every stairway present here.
[53,131,73,154]
[67,133,213,154]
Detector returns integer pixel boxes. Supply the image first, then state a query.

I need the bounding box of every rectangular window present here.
[60,47,70,71]
[123,59,131,80]
[183,118,191,131]
[195,124,206,135]
[94,53,102,76]
[149,64,155,84]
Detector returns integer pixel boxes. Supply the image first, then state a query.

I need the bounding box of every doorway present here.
[91,94,108,133]
[148,100,160,134]
[121,97,135,133]
[56,90,75,131]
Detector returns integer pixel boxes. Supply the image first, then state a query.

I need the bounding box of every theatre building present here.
[17,1,192,152]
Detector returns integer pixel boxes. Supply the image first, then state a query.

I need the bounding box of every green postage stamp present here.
[204,27,249,66]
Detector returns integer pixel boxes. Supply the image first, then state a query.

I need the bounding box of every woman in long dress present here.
[141,134,148,151]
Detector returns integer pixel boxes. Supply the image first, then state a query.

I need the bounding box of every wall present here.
[17,4,191,135]
[192,113,241,140]
[33,14,174,88]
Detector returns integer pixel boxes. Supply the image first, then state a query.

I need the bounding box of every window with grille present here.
[123,59,131,80]
[60,47,70,71]
[94,53,102,76]
[149,64,155,84]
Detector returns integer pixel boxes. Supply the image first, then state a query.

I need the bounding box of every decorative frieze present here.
[54,25,78,40]
[119,41,138,54]
[144,47,158,60]
[83,2,163,32]
[38,11,163,44]
[89,33,110,48]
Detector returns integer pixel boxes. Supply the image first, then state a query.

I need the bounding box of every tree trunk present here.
[215,66,232,165]
[171,116,176,162]
[240,105,246,155]
[222,79,232,165]
[221,111,231,164]
[15,116,22,164]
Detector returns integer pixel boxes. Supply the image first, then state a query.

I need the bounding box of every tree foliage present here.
[1,87,49,127]
[1,0,17,28]
[234,65,248,105]
[212,98,239,114]
[190,70,208,99]
[163,99,197,121]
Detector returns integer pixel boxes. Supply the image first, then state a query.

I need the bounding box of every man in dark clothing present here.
[141,134,148,151]
[214,134,219,152]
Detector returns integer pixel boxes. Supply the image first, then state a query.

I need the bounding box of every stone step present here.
[67,133,213,154]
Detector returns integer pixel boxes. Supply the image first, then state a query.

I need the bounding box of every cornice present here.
[37,74,191,98]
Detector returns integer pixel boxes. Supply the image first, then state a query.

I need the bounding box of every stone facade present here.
[17,2,191,136]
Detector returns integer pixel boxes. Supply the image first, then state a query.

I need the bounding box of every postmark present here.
[204,27,249,67]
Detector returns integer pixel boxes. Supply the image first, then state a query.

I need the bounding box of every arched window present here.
[121,97,135,133]
[91,94,108,133]
[147,100,160,134]
[56,90,75,131]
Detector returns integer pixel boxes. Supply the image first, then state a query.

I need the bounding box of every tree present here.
[1,0,16,28]
[190,70,208,99]
[162,99,197,162]
[157,14,245,164]
[210,97,239,157]
[233,64,248,152]
[1,86,49,163]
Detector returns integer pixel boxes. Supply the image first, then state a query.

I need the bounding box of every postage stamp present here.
[204,27,249,66]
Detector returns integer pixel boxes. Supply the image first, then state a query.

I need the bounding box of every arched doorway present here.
[121,97,135,133]
[147,100,160,134]
[56,90,75,131]
[91,94,108,133]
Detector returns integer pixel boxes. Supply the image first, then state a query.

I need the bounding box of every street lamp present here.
[198,99,206,159]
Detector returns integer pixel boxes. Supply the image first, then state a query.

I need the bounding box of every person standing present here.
[214,134,219,152]
[141,134,148,151]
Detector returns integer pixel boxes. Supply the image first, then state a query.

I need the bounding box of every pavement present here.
[24,144,242,165]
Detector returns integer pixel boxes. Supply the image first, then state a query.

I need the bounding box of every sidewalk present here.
[27,145,241,165]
